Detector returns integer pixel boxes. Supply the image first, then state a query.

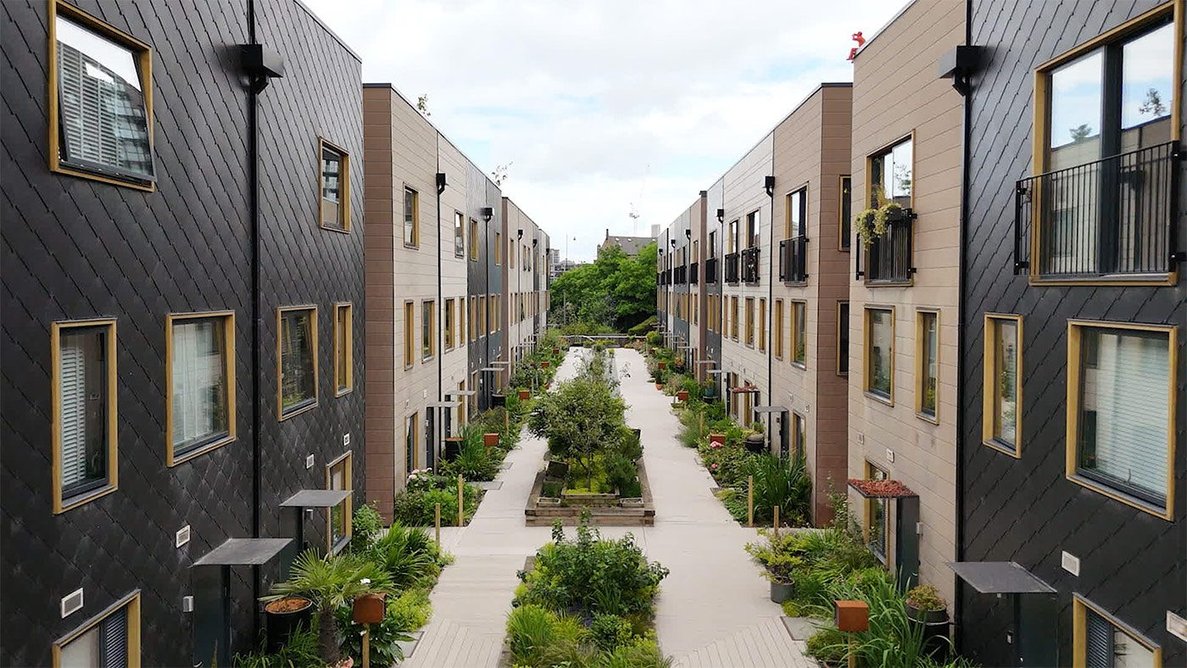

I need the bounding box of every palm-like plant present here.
[263,550,393,664]
[367,524,441,589]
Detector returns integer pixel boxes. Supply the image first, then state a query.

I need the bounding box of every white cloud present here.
[303,0,907,260]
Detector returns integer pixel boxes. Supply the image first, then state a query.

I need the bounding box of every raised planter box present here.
[525,459,655,526]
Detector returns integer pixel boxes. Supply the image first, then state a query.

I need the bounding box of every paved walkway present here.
[406,348,813,667]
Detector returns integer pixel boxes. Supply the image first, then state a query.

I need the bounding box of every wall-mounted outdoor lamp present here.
[517,228,523,239]
[685,229,692,240]
[764,175,776,197]
[670,239,677,248]
[532,239,538,247]
[480,206,493,222]
[436,172,447,194]
[716,208,725,223]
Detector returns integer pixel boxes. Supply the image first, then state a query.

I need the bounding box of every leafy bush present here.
[645,330,662,347]
[590,614,634,652]
[392,473,482,526]
[365,524,443,588]
[233,624,321,668]
[602,637,672,668]
[745,529,804,583]
[745,454,812,526]
[336,595,414,666]
[805,625,848,664]
[515,520,669,619]
[387,587,432,631]
[438,426,500,482]
[349,502,385,553]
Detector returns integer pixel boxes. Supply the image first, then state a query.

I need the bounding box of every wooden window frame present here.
[744,297,754,347]
[469,219,479,261]
[317,138,350,233]
[166,311,236,466]
[758,298,767,352]
[333,303,353,396]
[51,318,118,514]
[773,299,784,359]
[1072,595,1162,667]
[406,412,419,474]
[791,301,807,369]
[444,298,455,350]
[403,185,420,248]
[791,411,806,458]
[863,461,890,565]
[52,590,141,668]
[1026,2,1182,287]
[863,306,895,405]
[421,300,435,361]
[403,300,415,369]
[982,314,1023,457]
[325,451,353,554]
[863,134,916,288]
[454,211,465,258]
[495,231,503,265]
[277,306,318,420]
[839,175,852,251]
[48,1,155,192]
[1065,319,1177,520]
[730,296,739,341]
[914,308,940,424]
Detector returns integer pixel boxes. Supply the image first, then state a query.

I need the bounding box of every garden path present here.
[405,347,814,667]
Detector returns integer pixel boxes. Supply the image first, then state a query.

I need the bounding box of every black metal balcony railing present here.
[690,261,699,284]
[674,264,687,284]
[779,237,808,283]
[741,247,761,284]
[855,211,915,283]
[705,257,718,284]
[724,252,740,284]
[1014,141,1182,278]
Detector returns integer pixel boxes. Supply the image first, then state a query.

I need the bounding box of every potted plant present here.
[518,389,531,401]
[745,532,801,603]
[676,389,689,402]
[853,208,878,246]
[905,584,949,624]
[744,421,765,453]
[263,595,314,653]
[263,551,393,666]
[657,361,667,370]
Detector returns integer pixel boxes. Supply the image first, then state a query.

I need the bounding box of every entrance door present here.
[425,408,436,470]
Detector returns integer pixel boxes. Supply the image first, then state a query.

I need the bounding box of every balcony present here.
[741,247,761,284]
[690,261,699,285]
[779,237,807,283]
[855,210,915,284]
[1015,141,1182,279]
[705,257,718,284]
[724,252,740,284]
[674,264,687,284]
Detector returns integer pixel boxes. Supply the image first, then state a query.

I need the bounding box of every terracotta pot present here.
[541,361,551,368]
[676,390,689,401]
[483,432,500,447]
[709,433,725,444]
[352,593,386,625]
[657,361,667,370]
[518,389,531,400]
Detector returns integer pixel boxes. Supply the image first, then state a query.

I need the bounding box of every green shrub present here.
[336,594,416,666]
[805,625,848,664]
[604,453,641,497]
[349,502,385,552]
[365,524,442,588]
[745,454,812,526]
[601,637,672,668]
[392,473,482,526]
[506,604,569,667]
[645,330,662,346]
[387,588,432,631]
[438,428,500,481]
[590,614,634,652]
[233,625,320,668]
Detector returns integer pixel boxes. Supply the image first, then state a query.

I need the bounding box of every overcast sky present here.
[303,0,908,262]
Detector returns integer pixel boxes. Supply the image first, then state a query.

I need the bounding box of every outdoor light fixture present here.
[436,172,447,194]
[517,228,523,239]
[764,175,776,197]
[716,208,725,223]
[240,44,285,92]
[670,239,677,248]
[685,229,691,240]
[480,206,493,222]
[532,239,538,247]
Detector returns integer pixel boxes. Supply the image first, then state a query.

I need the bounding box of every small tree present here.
[529,376,624,487]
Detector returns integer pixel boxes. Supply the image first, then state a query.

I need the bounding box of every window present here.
[864,308,893,401]
[52,319,117,513]
[405,413,418,476]
[916,310,939,421]
[326,452,352,553]
[403,186,419,247]
[870,137,912,207]
[786,189,806,239]
[865,463,888,563]
[454,212,465,257]
[53,591,140,667]
[758,298,766,352]
[791,412,806,459]
[839,175,852,249]
[495,232,503,265]
[403,301,415,368]
[469,219,479,261]
[792,302,807,367]
[709,231,717,257]
[1073,596,1162,667]
[421,300,435,360]
[278,307,317,418]
[468,297,476,342]
[49,3,154,189]
[333,304,352,395]
[746,211,759,248]
[479,296,488,336]
[983,315,1022,455]
[728,219,739,253]
[444,299,455,350]
[1067,321,1175,518]
[730,297,739,340]
[773,299,784,359]
[744,298,754,347]
[167,312,235,465]
[319,140,349,231]
[838,302,850,375]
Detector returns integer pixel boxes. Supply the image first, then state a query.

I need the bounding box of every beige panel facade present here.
[770,84,853,524]
[437,135,470,439]
[846,0,964,605]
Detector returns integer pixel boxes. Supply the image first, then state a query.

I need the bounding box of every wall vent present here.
[176,525,191,548]
[61,589,84,618]
[1060,551,1080,576]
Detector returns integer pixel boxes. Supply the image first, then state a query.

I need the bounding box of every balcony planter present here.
[264,596,313,652]
[769,580,795,604]
[483,433,500,447]
[518,389,531,401]
[352,593,386,625]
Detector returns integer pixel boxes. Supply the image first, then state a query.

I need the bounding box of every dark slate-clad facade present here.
[1,0,365,665]
[959,0,1185,665]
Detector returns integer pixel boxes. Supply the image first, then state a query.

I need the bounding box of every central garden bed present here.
[524,456,655,526]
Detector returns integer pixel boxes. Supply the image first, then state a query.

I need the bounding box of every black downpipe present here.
[954,0,973,653]
[435,135,443,453]
[767,156,775,422]
[246,0,263,643]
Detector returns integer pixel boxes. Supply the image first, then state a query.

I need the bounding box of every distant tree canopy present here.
[549,242,657,332]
